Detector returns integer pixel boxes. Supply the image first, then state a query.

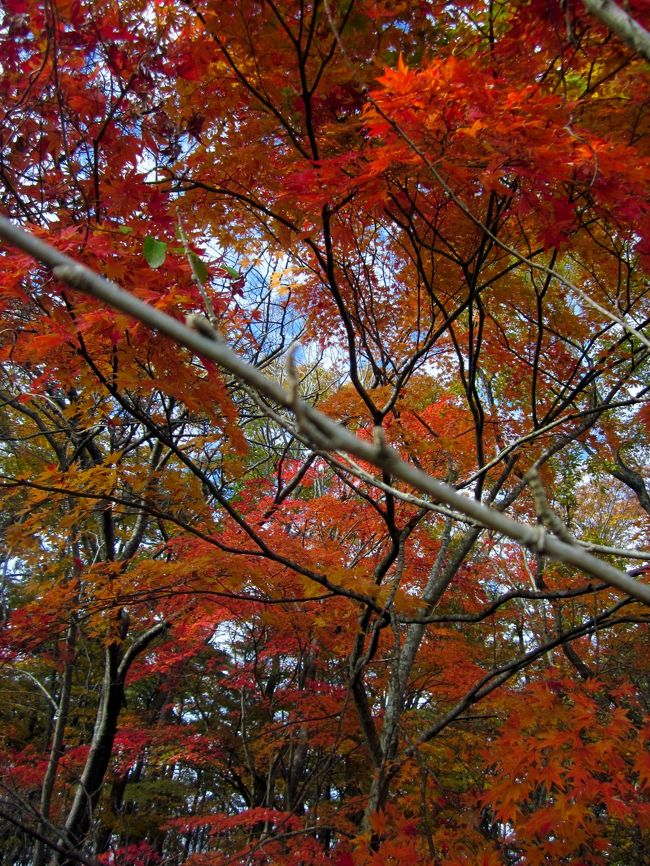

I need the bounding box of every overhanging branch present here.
[0,214,649,604]
[582,0,650,63]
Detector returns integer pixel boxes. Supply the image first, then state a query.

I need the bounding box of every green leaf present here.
[189,252,209,285]
[143,237,167,269]
[118,225,133,235]
[224,265,240,280]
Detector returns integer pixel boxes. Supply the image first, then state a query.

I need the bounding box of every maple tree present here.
[1,0,650,864]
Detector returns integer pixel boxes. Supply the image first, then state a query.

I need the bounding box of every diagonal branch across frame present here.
[0,213,648,604]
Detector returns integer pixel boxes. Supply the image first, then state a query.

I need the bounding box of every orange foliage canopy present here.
[0,1,649,864]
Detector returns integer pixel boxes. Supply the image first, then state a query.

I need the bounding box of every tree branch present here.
[1,214,649,604]
[582,0,650,63]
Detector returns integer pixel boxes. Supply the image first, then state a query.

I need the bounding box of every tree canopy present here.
[0,1,649,864]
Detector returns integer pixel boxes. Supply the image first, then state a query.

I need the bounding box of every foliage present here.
[0,0,649,864]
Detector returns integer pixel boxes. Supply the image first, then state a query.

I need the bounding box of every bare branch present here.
[582,0,650,63]
[1,215,649,603]
[0,802,97,866]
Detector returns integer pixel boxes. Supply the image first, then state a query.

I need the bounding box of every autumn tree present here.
[0,1,649,864]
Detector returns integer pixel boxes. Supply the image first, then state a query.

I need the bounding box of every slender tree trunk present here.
[362,520,461,826]
[52,644,124,866]
[50,621,168,865]
[33,622,77,866]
